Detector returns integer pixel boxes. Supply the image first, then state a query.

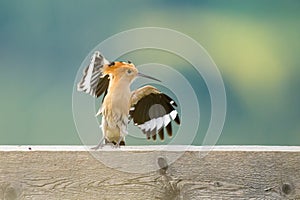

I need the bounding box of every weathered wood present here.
[0,146,300,200]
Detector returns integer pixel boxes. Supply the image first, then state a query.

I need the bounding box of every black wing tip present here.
[174,114,181,125]
[152,134,157,141]
[166,123,172,137]
[162,93,178,107]
[158,128,164,140]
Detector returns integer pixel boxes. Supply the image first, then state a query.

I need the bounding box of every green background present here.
[0,1,299,145]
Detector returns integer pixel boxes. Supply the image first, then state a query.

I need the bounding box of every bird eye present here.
[127,69,132,74]
[108,62,115,67]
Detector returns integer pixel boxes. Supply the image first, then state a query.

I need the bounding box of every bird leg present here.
[91,136,105,150]
[112,138,122,148]
[111,123,127,148]
[112,136,125,148]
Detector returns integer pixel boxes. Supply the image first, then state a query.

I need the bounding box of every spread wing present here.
[77,51,110,98]
[130,86,180,141]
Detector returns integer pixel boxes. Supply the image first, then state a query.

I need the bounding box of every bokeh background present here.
[0,0,299,145]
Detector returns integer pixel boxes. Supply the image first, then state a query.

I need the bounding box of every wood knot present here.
[214,181,222,187]
[0,182,23,200]
[156,157,182,199]
[157,157,168,175]
[281,183,293,195]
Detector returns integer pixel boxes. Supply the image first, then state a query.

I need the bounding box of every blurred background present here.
[0,0,299,145]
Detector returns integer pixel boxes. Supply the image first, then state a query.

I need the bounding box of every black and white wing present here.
[130,86,180,141]
[77,51,110,98]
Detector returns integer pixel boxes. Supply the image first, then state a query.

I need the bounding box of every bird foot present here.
[112,143,121,148]
[90,137,106,150]
[91,143,105,150]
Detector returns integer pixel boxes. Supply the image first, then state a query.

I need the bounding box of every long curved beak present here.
[138,73,161,82]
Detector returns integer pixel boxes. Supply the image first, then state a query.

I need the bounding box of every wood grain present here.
[0,146,300,200]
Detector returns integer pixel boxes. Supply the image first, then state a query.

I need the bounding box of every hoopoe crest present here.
[77,51,180,149]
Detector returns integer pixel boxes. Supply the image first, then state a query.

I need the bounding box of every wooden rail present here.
[1,145,300,199]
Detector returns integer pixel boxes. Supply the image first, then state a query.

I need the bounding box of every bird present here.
[77,51,180,149]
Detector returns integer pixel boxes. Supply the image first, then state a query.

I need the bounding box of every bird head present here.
[102,61,161,82]
[102,61,138,82]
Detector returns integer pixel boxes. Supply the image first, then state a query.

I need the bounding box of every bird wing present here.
[77,51,110,98]
[130,86,180,141]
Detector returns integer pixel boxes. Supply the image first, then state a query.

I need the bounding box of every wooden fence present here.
[0,146,300,199]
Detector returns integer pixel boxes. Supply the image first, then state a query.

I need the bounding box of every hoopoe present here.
[77,51,180,149]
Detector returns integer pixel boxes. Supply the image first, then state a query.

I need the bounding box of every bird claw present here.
[91,143,104,150]
[112,143,121,148]
[90,137,106,150]
[91,146,101,150]
[91,137,123,149]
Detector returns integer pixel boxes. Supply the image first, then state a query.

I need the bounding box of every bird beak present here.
[138,73,161,82]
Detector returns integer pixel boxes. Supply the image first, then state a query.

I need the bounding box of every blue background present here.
[1,1,299,145]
